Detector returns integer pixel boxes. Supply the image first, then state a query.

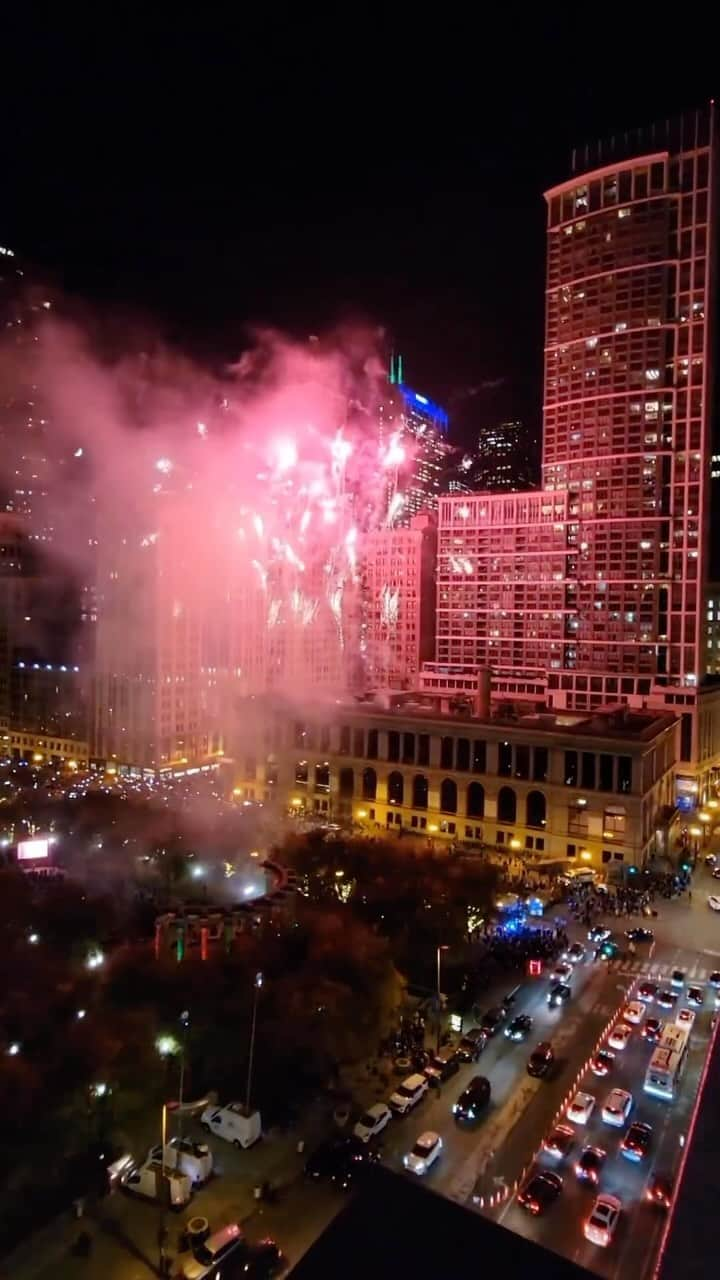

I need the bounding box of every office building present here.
[236,693,679,872]
[360,512,437,690]
[472,420,537,491]
[379,369,451,524]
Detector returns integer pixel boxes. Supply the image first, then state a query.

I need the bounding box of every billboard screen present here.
[17,838,50,861]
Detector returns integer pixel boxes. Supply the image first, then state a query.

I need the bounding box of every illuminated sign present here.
[450,1013,463,1033]
[17,838,50,861]
[527,959,543,977]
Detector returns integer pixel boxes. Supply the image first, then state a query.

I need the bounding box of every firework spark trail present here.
[381,584,400,628]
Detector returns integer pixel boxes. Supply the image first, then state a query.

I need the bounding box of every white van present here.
[148,1137,213,1184]
[199,1102,261,1148]
[121,1158,192,1208]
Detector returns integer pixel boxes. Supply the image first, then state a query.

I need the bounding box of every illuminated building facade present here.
[434,109,720,798]
[237,696,679,872]
[360,512,437,689]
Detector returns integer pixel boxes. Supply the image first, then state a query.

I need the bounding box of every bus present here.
[643,1024,690,1100]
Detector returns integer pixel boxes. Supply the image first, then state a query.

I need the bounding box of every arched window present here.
[526,790,546,828]
[338,767,354,798]
[387,771,404,805]
[466,781,485,818]
[412,774,429,809]
[362,767,377,800]
[497,786,516,824]
[440,778,457,814]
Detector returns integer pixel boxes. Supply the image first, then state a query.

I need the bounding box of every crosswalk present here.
[611,955,720,982]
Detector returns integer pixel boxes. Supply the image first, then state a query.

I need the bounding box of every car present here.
[551,962,573,983]
[403,1130,442,1175]
[626,927,654,943]
[527,1042,554,1078]
[657,989,678,1009]
[567,1091,596,1125]
[646,1170,673,1210]
[237,1239,285,1279]
[148,1137,213,1185]
[481,1006,507,1036]
[608,1022,632,1051]
[601,1087,633,1127]
[687,986,704,1008]
[708,895,720,912]
[424,1046,460,1085]
[590,1049,615,1077]
[676,1007,695,1030]
[505,1014,533,1042]
[642,1017,664,1043]
[353,1103,391,1144]
[621,1121,652,1162]
[671,969,686,989]
[584,1193,622,1247]
[181,1224,244,1280]
[638,980,658,1003]
[565,942,586,964]
[517,1169,563,1215]
[547,982,572,1008]
[706,853,717,867]
[710,971,720,990]
[452,1075,491,1123]
[624,1001,646,1026]
[712,867,720,879]
[389,1073,429,1115]
[575,1145,606,1185]
[542,1124,575,1161]
[456,1027,487,1062]
[588,925,611,943]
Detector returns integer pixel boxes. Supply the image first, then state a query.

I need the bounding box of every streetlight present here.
[436,946,449,1054]
[6,1042,21,1057]
[245,971,263,1116]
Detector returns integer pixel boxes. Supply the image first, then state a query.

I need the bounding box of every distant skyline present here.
[1,17,714,451]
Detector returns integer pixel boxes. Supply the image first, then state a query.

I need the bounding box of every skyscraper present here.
[379,363,451,524]
[471,420,537,491]
[436,108,720,799]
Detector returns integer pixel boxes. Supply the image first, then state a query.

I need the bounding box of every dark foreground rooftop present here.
[289,1165,596,1280]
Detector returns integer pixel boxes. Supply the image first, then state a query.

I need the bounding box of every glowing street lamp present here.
[86,948,104,971]
[156,1034,181,1059]
[6,1042,21,1057]
[244,972,264,1116]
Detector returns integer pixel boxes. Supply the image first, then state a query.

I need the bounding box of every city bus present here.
[643,1024,690,1100]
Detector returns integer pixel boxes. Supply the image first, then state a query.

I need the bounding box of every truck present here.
[120,1157,192,1208]
[200,1102,261,1148]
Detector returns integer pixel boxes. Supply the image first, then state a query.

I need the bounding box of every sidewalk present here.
[0,1120,325,1280]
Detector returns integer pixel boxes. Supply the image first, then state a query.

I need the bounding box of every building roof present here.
[288,1165,596,1280]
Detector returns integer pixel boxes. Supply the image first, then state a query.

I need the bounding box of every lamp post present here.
[244,971,263,1115]
[436,945,448,1054]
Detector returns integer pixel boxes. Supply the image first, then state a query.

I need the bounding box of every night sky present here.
[2,16,714,450]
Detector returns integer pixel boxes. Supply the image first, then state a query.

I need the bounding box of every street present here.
[5,863,719,1280]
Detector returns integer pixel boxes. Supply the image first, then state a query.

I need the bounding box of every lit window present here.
[618,208,631,219]
[645,369,660,381]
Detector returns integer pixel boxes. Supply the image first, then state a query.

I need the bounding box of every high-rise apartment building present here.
[360,512,437,689]
[435,108,720,799]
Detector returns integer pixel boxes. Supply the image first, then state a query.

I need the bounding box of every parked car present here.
[181,1224,244,1280]
[353,1103,391,1144]
[481,1006,507,1036]
[389,1073,429,1115]
[423,1046,460,1086]
[456,1027,487,1062]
